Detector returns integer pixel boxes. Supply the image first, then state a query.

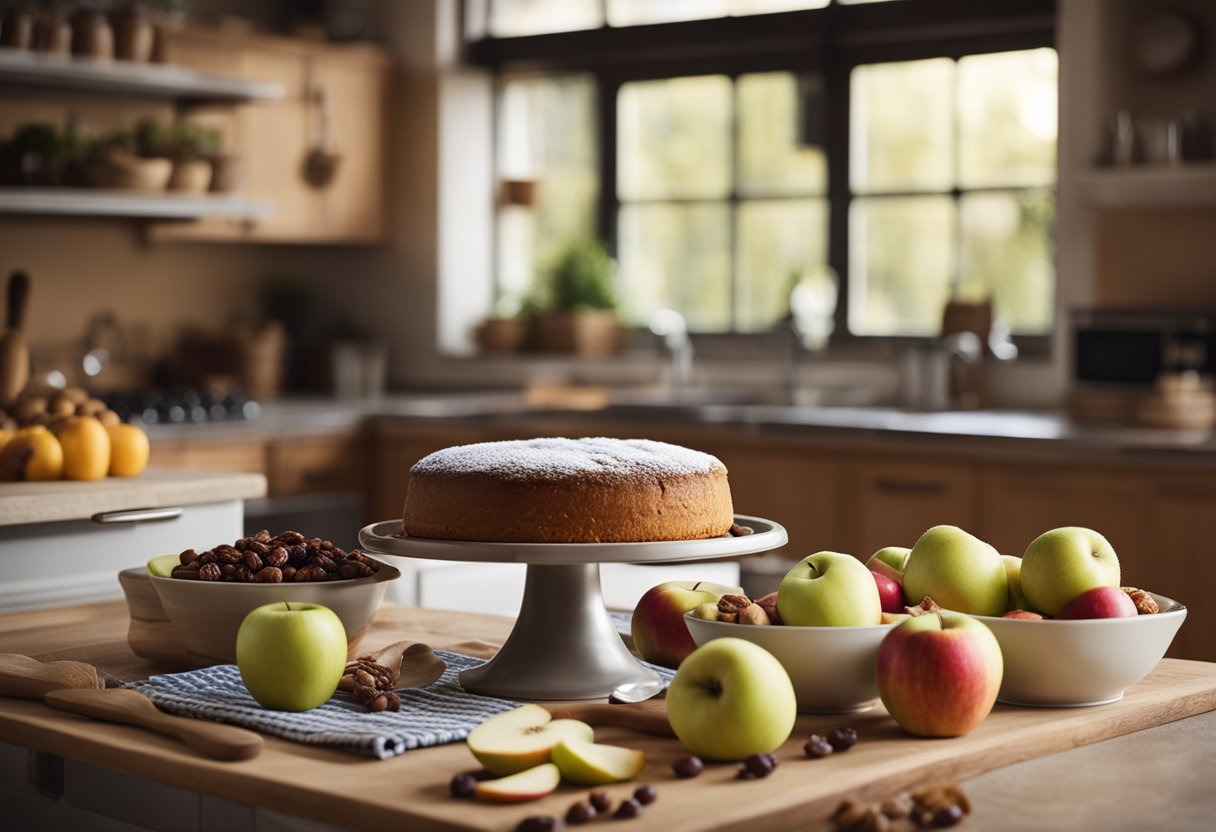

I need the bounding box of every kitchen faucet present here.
[649,309,694,398]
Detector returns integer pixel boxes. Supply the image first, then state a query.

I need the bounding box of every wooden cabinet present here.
[266,431,365,498]
[368,422,497,526]
[849,457,978,556]
[977,464,1152,559]
[1146,475,1216,661]
[155,26,390,244]
[700,443,849,562]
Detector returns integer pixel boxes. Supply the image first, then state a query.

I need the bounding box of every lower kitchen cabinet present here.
[849,457,978,556]
[977,464,1152,560]
[1147,475,1216,661]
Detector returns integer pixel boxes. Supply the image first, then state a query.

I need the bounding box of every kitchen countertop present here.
[0,468,267,527]
[1,601,1214,831]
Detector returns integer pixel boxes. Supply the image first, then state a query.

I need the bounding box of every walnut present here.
[1122,586,1159,615]
[905,596,942,616]
[738,603,772,626]
[717,593,751,624]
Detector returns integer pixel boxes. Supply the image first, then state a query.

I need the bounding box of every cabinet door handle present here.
[873,479,948,495]
[91,507,184,525]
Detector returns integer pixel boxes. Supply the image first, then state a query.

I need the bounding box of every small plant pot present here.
[89,150,172,191]
[501,178,540,208]
[168,159,213,193]
[475,317,526,353]
[533,310,622,356]
[207,153,244,193]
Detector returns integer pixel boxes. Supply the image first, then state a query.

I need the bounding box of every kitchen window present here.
[471,0,1057,346]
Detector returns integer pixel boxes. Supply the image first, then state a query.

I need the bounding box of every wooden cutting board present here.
[2,604,1215,831]
[1,659,1213,832]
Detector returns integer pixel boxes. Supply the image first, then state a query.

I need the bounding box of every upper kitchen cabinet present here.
[152,26,390,245]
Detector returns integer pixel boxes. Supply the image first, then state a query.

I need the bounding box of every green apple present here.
[1020,527,1121,616]
[1002,554,1026,611]
[776,551,881,626]
[474,763,561,803]
[146,554,180,577]
[690,602,720,621]
[902,526,1008,617]
[466,703,594,776]
[550,738,646,785]
[235,601,347,711]
[631,580,743,668]
[666,637,796,761]
[866,546,911,584]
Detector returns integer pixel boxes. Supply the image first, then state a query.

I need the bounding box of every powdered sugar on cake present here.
[411,437,725,483]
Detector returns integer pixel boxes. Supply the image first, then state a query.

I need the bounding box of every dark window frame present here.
[468,0,1057,353]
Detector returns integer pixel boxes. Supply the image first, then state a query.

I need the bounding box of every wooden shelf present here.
[1073,164,1216,209]
[0,188,273,220]
[0,47,282,102]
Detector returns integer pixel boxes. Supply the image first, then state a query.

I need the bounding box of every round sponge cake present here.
[402,437,734,543]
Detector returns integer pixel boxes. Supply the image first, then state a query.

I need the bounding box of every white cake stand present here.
[358,515,787,701]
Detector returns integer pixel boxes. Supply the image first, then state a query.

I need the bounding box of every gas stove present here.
[101,387,262,426]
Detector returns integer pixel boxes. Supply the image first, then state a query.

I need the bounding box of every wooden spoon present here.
[0,271,30,407]
[45,688,264,762]
[0,653,103,700]
[547,702,674,738]
[343,641,447,691]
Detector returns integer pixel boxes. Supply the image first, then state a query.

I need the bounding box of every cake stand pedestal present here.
[358,515,787,701]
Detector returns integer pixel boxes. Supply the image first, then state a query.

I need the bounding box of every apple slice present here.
[550,738,646,786]
[467,704,594,776]
[474,763,561,804]
[146,554,180,577]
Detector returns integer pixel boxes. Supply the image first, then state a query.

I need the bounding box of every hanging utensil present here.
[303,87,341,189]
[0,271,30,407]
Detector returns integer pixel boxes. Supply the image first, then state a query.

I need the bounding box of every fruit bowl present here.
[147,557,400,665]
[684,613,896,713]
[970,593,1187,707]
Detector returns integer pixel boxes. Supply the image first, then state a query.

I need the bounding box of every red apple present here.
[1054,586,1137,620]
[630,580,743,668]
[876,611,1003,738]
[1001,610,1044,620]
[871,570,905,614]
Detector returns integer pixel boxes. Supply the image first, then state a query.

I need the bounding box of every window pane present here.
[849,195,954,335]
[496,75,598,306]
[959,49,1057,188]
[736,199,829,332]
[618,203,732,331]
[959,190,1055,335]
[618,76,731,200]
[608,0,729,26]
[850,58,953,194]
[737,72,826,196]
[490,0,602,36]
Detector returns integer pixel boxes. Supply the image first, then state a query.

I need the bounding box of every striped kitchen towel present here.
[130,650,673,760]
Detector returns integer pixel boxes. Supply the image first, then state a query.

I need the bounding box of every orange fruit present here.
[58,416,111,481]
[0,425,64,481]
[108,423,150,478]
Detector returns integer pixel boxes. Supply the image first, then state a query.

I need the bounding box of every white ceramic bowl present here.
[970,592,1187,707]
[148,556,400,665]
[685,612,896,713]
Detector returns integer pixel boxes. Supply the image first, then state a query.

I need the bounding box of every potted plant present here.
[532,239,623,356]
[474,297,528,354]
[165,123,220,194]
[87,120,172,191]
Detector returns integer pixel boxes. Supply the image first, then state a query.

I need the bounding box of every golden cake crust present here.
[401,437,734,543]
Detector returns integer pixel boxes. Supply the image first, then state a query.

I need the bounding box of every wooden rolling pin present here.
[0,653,263,762]
[0,270,30,407]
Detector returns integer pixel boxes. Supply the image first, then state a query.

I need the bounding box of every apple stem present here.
[807,562,820,578]
[283,599,291,611]
[692,581,703,591]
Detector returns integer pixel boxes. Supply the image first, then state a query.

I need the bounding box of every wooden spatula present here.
[45,688,264,762]
[0,271,30,407]
[547,702,674,737]
[0,652,104,699]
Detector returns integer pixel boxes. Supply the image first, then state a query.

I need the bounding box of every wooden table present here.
[2,602,1215,832]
